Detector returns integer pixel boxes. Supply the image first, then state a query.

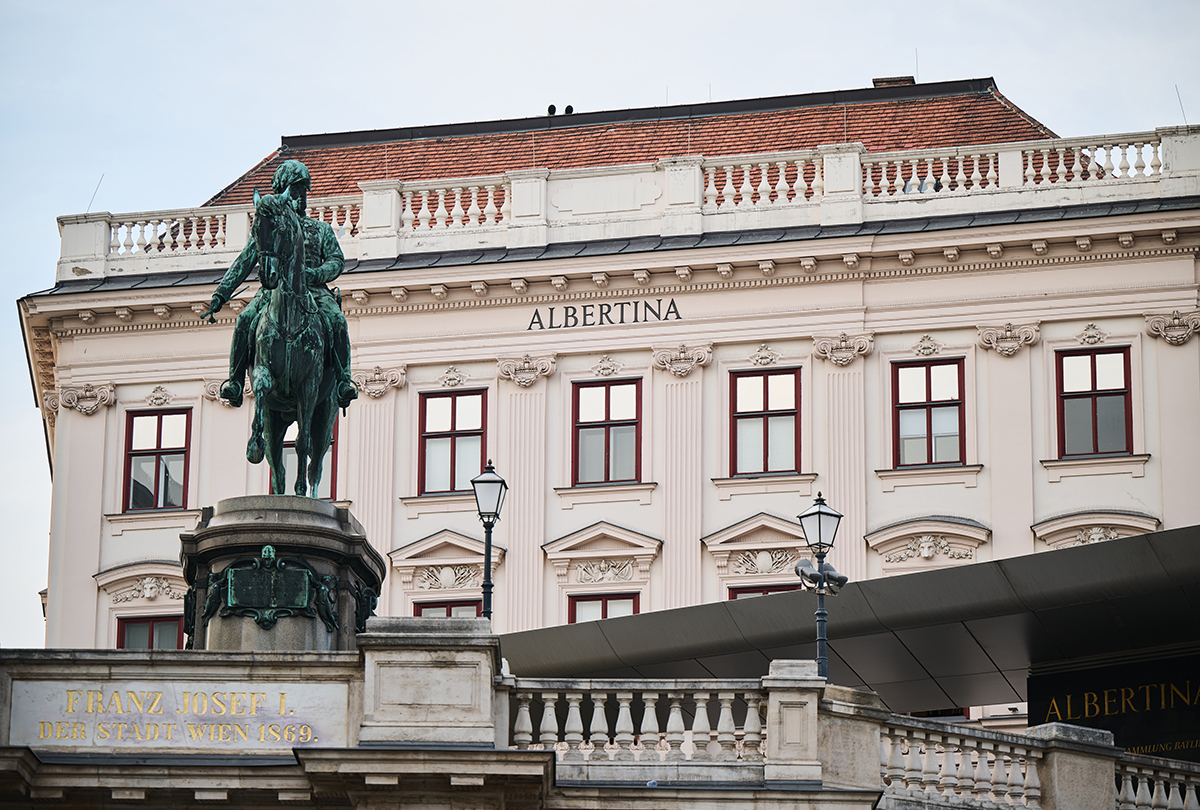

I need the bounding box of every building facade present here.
[20,78,1200,686]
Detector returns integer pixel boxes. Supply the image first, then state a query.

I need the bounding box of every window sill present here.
[1040,454,1150,482]
[399,492,476,518]
[554,482,657,510]
[710,473,817,501]
[105,509,203,536]
[874,465,982,492]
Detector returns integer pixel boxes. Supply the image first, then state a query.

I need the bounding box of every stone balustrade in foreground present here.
[1,618,1198,808]
[55,126,1200,283]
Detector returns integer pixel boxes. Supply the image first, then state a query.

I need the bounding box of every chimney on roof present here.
[873,76,916,88]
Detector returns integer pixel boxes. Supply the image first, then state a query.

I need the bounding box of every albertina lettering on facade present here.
[527,298,681,330]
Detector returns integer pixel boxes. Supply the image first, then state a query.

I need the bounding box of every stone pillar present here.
[1154,337,1200,529]
[1027,723,1120,810]
[498,386,547,632]
[817,685,891,791]
[356,180,402,260]
[357,617,507,747]
[662,373,703,609]
[658,156,704,235]
[44,405,108,647]
[987,346,1036,558]
[762,660,825,784]
[505,169,550,248]
[817,143,865,225]
[825,366,867,582]
[346,391,398,613]
[180,496,386,652]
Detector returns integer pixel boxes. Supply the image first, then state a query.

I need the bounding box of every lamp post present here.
[470,460,507,621]
[796,492,843,680]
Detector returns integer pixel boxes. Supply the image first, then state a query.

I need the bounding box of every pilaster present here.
[662,373,703,608]
[987,346,1036,558]
[824,366,867,582]
[346,392,398,611]
[499,386,547,632]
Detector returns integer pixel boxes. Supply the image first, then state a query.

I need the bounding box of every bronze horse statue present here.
[247,186,337,496]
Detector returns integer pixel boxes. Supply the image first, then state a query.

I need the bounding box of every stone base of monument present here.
[180,496,386,653]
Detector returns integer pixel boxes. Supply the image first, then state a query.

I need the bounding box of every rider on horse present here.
[201,160,358,410]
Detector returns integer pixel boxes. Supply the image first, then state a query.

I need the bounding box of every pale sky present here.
[1,0,1196,648]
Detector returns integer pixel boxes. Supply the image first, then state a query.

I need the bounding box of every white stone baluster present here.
[499,183,511,223]
[434,189,450,229]
[1183,781,1200,810]
[214,213,226,247]
[703,167,718,211]
[938,155,951,192]
[774,161,790,203]
[811,158,824,199]
[166,218,179,252]
[973,746,993,804]
[134,221,147,254]
[146,218,161,253]
[1118,143,1131,179]
[992,750,1009,805]
[400,191,415,231]
[107,221,120,255]
[957,740,976,797]
[880,736,890,787]
[756,162,772,205]
[539,692,560,752]
[953,155,966,191]
[915,158,928,193]
[1134,143,1146,179]
[1038,148,1051,185]
[449,187,465,228]
[921,739,940,795]
[1023,150,1036,185]
[888,160,901,195]
[122,221,135,255]
[938,743,959,798]
[741,692,762,762]
[1168,778,1185,810]
[1135,770,1153,809]
[737,164,753,209]
[664,692,686,761]
[613,692,635,761]
[862,160,874,197]
[904,736,924,794]
[191,216,202,250]
[1006,753,1024,806]
[588,692,609,760]
[715,691,737,761]
[1102,143,1116,180]
[483,185,497,224]
[466,186,481,227]
[1150,141,1162,176]
[1153,774,1169,810]
[718,166,735,212]
[690,692,712,760]
[887,733,907,796]
[984,154,997,188]
[513,693,533,749]
[1120,771,1139,810]
[797,158,812,200]
[417,191,431,230]
[639,692,660,761]
[562,693,585,761]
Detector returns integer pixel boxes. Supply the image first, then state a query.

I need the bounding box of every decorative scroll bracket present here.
[1145,311,1200,345]
[978,322,1041,357]
[497,354,557,387]
[651,343,713,377]
[351,366,407,398]
[50,383,116,416]
[812,333,874,366]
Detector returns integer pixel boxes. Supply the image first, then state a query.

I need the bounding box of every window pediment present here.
[95,562,187,605]
[389,529,504,592]
[1031,511,1159,551]
[543,522,660,585]
[866,517,990,574]
[702,513,806,577]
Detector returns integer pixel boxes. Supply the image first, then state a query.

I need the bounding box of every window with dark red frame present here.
[413,600,482,618]
[117,616,184,649]
[729,584,801,599]
[1057,347,1132,458]
[568,592,639,623]
[731,368,800,476]
[271,418,338,499]
[124,410,191,511]
[573,379,641,485]
[893,360,965,467]
[419,389,486,494]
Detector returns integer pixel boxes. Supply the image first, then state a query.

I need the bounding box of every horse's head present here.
[252,186,300,290]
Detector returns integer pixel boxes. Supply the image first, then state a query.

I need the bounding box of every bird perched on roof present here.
[795,559,849,594]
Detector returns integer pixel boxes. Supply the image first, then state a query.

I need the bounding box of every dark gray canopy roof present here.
[499,525,1200,713]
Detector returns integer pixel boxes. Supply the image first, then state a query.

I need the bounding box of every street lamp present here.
[796,492,845,680]
[470,460,507,621]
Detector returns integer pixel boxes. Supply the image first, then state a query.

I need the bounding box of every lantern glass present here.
[798,493,842,555]
[471,461,507,521]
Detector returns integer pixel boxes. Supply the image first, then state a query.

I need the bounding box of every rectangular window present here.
[413,600,482,618]
[731,369,800,475]
[893,360,964,467]
[124,410,191,511]
[117,616,183,649]
[573,380,641,485]
[568,592,639,623]
[420,390,486,494]
[1057,347,1131,458]
[729,584,801,599]
[271,418,338,499]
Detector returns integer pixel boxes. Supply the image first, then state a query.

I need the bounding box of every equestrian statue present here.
[200,160,357,496]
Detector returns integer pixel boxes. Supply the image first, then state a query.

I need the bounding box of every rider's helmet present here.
[272,160,312,194]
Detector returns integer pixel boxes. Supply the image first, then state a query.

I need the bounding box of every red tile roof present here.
[206,78,1054,206]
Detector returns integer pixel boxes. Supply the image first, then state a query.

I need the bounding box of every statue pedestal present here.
[180,496,386,652]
